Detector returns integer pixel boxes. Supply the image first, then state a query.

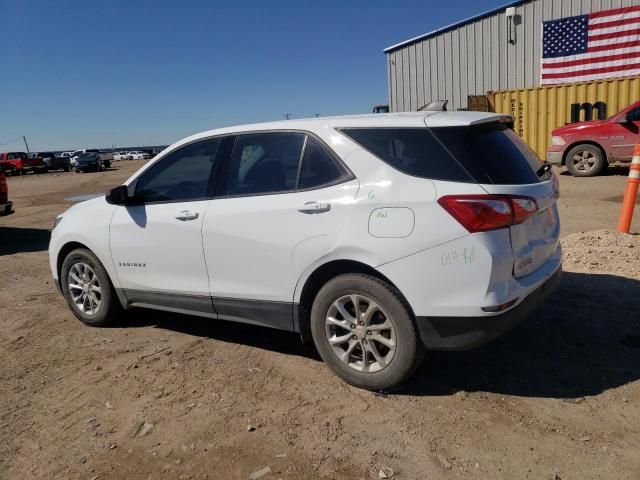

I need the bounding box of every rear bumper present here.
[47,160,70,169]
[416,266,562,351]
[0,201,13,215]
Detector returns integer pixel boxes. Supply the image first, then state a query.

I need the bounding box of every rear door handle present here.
[298,201,331,214]
[175,210,199,221]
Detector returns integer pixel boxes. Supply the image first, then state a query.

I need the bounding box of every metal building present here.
[384,0,639,112]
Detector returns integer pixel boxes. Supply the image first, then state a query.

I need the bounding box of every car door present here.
[202,132,359,330]
[610,105,640,161]
[109,137,224,316]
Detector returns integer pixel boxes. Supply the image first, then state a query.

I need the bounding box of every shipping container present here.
[488,76,640,159]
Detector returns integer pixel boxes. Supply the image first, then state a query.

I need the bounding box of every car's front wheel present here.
[311,274,424,391]
[60,248,122,326]
[565,144,606,177]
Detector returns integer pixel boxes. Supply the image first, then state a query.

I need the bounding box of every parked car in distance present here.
[30,152,71,172]
[74,153,103,173]
[125,151,151,160]
[113,151,130,161]
[547,101,640,177]
[50,112,562,390]
[0,166,13,215]
[71,149,113,167]
[0,152,47,175]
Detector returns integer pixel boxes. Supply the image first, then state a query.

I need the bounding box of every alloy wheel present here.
[571,150,597,173]
[325,294,397,373]
[67,262,102,315]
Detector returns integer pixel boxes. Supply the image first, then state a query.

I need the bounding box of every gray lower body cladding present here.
[416,267,562,351]
[118,289,294,332]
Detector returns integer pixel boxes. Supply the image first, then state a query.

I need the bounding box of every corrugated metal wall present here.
[386,0,639,112]
[489,77,640,159]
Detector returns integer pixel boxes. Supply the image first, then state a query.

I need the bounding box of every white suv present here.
[49,113,562,390]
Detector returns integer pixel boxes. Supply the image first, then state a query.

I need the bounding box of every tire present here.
[310,273,424,391]
[565,144,606,177]
[60,248,123,326]
[63,166,70,172]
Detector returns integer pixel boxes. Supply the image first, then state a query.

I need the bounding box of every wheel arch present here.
[562,140,608,166]
[294,259,411,343]
[56,241,91,281]
[56,241,128,309]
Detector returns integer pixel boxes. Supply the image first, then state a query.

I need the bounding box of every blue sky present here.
[1,0,502,151]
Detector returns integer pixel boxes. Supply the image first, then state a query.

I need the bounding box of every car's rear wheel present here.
[565,144,606,177]
[61,248,122,326]
[310,274,423,390]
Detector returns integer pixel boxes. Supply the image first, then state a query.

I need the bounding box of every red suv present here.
[0,152,47,175]
[0,167,13,215]
[547,101,640,177]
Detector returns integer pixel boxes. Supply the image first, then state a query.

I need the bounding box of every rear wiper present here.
[536,161,552,177]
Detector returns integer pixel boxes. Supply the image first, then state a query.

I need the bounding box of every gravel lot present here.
[1,162,639,479]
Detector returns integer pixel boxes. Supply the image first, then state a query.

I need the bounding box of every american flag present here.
[541,5,640,85]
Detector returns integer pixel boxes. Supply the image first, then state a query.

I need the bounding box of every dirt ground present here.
[1,162,639,480]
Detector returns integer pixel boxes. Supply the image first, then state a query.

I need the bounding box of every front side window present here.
[298,137,347,189]
[135,138,221,203]
[225,132,305,195]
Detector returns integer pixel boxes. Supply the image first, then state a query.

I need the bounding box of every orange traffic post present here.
[617,142,640,234]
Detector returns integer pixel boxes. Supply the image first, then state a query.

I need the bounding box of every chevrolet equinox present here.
[49,112,562,390]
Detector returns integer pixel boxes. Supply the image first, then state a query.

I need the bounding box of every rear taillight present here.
[552,172,560,198]
[438,195,539,233]
[0,174,7,194]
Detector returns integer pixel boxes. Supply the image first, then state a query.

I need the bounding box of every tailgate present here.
[483,180,560,278]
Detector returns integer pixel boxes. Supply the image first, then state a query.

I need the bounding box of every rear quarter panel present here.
[292,145,486,303]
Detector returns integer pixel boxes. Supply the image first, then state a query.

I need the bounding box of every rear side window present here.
[135,138,221,202]
[431,124,543,184]
[226,132,305,195]
[627,107,640,122]
[298,137,347,189]
[340,128,472,182]
[342,124,543,185]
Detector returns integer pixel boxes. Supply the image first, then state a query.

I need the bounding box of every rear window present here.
[341,124,544,185]
[340,128,471,182]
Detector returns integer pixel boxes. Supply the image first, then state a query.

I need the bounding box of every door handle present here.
[175,210,199,221]
[298,201,331,214]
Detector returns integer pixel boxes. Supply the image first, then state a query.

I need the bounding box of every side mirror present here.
[106,185,130,205]
[616,113,629,124]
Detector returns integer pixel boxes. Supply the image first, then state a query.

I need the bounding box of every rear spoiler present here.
[470,115,514,128]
